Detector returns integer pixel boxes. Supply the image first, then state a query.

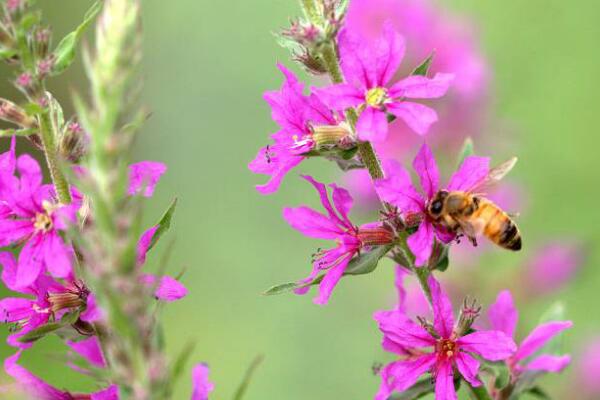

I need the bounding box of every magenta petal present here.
[0,219,32,247]
[16,235,44,288]
[338,28,372,88]
[43,232,72,279]
[250,145,303,195]
[330,183,354,226]
[427,275,454,338]
[137,226,158,266]
[435,359,457,400]
[387,101,438,136]
[458,330,517,361]
[374,310,436,349]
[455,352,481,387]
[282,206,342,240]
[66,337,106,368]
[0,252,24,293]
[374,21,406,86]
[378,354,436,399]
[446,156,490,192]
[191,363,214,400]
[91,385,119,400]
[375,160,424,214]
[0,297,34,323]
[155,275,188,302]
[526,354,571,373]
[407,221,434,267]
[128,161,167,197]
[301,175,349,227]
[312,83,363,110]
[389,73,454,99]
[356,107,388,142]
[514,321,573,362]
[313,253,353,305]
[412,143,439,198]
[0,136,16,173]
[488,290,518,338]
[394,266,408,312]
[4,351,71,399]
[16,154,43,193]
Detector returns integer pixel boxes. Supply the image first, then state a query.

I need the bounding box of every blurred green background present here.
[1,0,599,398]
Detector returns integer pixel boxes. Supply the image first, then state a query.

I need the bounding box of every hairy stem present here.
[38,110,72,204]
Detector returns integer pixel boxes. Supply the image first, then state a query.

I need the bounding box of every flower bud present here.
[0,98,36,127]
[59,121,89,163]
[357,226,395,246]
[47,281,90,315]
[35,27,51,58]
[456,297,481,336]
[294,49,327,75]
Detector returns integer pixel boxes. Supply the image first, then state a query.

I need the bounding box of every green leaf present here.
[18,309,81,343]
[262,245,392,296]
[411,52,435,77]
[433,253,449,272]
[388,378,434,400]
[233,355,264,400]
[457,137,475,167]
[275,34,302,54]
[148,198,178,251]
[51,1,102,75]
[0,128,35,137]
[536,301,567,355]
[525,386,552,399]
[0,47,17,59]
[23,102,44,116]
[493,363,511,390]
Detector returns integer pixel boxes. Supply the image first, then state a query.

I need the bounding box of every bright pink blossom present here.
[283,175,392,304]
[376,143,489,266]
[191,363,214,400]
[314,21,452,142]
[374,276,516,400]
[0,140,79,287]
[249,64,339,194]
[488,290,572,376]
[128,161,167,197]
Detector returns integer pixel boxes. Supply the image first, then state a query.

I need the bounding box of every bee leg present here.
[468,236,478,247]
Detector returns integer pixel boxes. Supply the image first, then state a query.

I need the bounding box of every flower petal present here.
[249,143,303,195]
[301,175,349,227]
[128,161,167,197]
[446,156,490,192]
[373,21,406,86]
[329,183,354,227]
[282,206,342,240]
[313,252,353,305]
[375,160,424,214]
[312,83,363,110]
[428,275,454,338]
[412,143,439,198]
[137,226,158,266]
[192,363,214,400]
[155,275,188,302]
[407,221,434,267]
[389,73,454,99]
[488,290,518,338]
[43,232,72,279]
[514,321,573,362]
[66,337,106,368]
[387,101,438,136]
[91,385,119,400]
[377,354,436,400]
[526,354,571,373]
[435,359,457,400]
[4,351,71,399]
[338,28,373,89]
[458,330,517,361]
[374,310,436,349]
[0,297,34,323]
[16,234,44,288]
[356,107,388,142]
[455,352,481,387]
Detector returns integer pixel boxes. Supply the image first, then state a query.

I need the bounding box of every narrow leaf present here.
[18,309,81,343]
[149,198,178,251]
[411,52,435,77]
[262,282,299,296]
[233,355,264,400]
[536,301,567,356]
[0,128,35,137]
[52,1,102,75]
[457,137,475,168]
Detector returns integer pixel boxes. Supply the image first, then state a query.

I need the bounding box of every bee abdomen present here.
[480,204,522,251]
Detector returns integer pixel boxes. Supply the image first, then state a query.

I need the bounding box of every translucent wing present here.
[471,157,517,195]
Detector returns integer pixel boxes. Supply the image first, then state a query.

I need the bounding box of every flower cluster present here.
[253,1,574,399]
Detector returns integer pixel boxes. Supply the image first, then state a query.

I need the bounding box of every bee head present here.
[428,190,449,217]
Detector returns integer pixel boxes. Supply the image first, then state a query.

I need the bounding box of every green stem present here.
[467,383,494,400]
[414,266,432,305]
[38,110,72,204]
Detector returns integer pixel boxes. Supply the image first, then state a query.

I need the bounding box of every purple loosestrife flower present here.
[249,64,341,194]
[283,175,393,304]
[4,351,118,399]
[488,290,572,376]
[374,276,516,400]
[0,141,79,287]
[376,143,490,266]
[128,161,167,197]
[136,226,188,302]
[314,21,453,142]
[191,363,214,400]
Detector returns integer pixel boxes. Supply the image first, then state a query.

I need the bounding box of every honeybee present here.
[427,157,522,251]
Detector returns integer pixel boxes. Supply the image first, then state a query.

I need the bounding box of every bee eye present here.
[430,200,443,214]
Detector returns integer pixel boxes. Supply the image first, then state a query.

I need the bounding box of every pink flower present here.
[136,226,188,302]
[283,175,393,304]
[314,21,452,142]
[66,336,107,369]
[249,64,339,194]
[376,143,489,266]
[191,363,214,400]
[0,143,79,287]
[128,161,167,197]
[4,350,117,399]
[374,276,516,400]
[488,290,572,376]
[578,338,600,395]
[526,241,585,295]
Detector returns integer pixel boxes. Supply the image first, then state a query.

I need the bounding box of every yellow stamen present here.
[365,87,388,108]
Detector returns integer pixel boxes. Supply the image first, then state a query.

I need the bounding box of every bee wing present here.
[471,157,518,195]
